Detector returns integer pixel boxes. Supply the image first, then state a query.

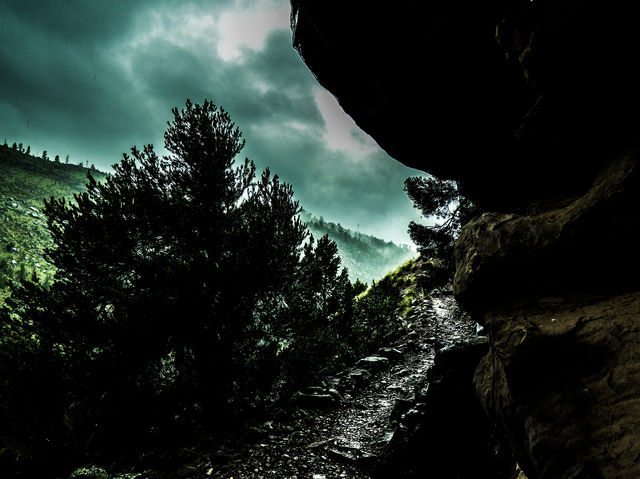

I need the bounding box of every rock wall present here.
[292,1,640,477]
[475,291,640,478]
[454,151,640,478]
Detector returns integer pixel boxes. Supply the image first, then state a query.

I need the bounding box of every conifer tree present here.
[405,176,479,278]
[285,234,353,381]
[1,99,307,463]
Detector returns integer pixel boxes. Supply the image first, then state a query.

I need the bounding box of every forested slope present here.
[302,211,414,284]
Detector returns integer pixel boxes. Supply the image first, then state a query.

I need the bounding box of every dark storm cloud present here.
[0,0,425,244]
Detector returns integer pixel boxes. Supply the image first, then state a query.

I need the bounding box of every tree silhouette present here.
[0,100,385,477]
[283,234,354,382]
[0,99,308,469]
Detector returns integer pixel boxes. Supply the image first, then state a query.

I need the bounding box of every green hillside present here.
[0,144,107,302]
[302,210,414,284]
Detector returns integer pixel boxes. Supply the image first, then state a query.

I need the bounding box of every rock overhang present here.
[291,0,640,211]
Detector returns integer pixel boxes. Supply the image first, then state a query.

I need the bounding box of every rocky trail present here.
[202,293,476,479]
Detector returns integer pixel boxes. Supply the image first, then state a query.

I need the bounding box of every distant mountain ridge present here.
[301,210,414,284]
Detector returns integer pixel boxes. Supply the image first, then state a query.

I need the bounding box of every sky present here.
[0,0,426,245]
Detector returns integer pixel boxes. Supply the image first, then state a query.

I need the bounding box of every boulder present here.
[292,391,337,409]
[327,445,376,466]
[356,356,390,371]
[377,347,403,361]
[455,150,640,478]
[376,337,517,478]
[348,368,371,385]
[389,396,414,425]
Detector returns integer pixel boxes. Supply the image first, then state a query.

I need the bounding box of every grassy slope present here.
[0,145,107,302]
[301,211,415,284]
[359,253,448,303]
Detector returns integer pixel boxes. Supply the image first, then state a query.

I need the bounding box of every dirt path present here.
[208,293,475,479]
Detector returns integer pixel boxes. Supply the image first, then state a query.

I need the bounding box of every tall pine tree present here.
[1,100,307,468]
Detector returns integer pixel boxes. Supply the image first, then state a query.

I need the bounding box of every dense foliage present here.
[0,101,406,477]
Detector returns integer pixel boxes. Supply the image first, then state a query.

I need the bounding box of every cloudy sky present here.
[0,0,426,245]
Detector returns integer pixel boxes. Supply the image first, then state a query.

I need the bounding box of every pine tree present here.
[352,278,367,296]
[405,176,479,278]
[285,234,353,382]
[352,275,402,351]
[1,100,308,463]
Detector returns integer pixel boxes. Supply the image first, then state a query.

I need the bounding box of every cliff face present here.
[292,1,640,477]
[459,154,640,477]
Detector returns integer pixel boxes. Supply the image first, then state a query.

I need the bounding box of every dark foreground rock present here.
[292,391,337,409]
[475,292,640,479]
[377,337,517,479]
[456,152,640,479]
[356,356,390,371]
